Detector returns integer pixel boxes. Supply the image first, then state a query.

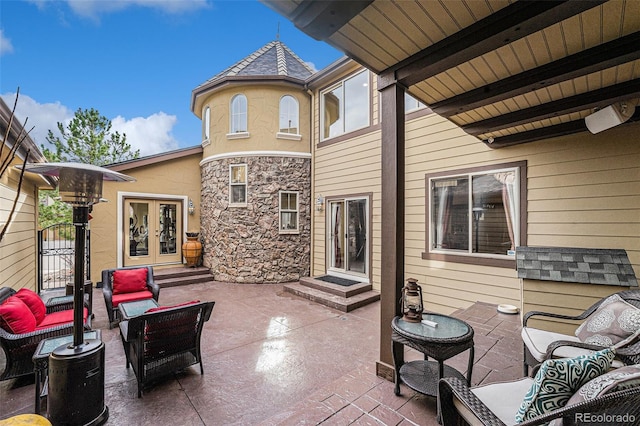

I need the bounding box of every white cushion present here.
[522,327,624,367]
[467,378,533,425]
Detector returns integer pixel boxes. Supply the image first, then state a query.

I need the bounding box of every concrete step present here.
[299,276,372,298]
[153,266,214,288]
[283,282,380,312]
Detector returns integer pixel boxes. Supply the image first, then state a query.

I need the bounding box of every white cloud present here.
[111,112,180,156]
[0,30,14,56]
[65,0,210,20]
[1,92,179,158]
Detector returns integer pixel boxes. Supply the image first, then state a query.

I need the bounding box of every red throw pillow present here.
[14,288,46,325]
[112,268,148,295]
[0,296,37,334]
[145,300,200,313]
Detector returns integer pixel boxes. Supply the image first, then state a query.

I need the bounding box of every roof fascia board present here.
[289,0,374,40]
[106,146,203,172]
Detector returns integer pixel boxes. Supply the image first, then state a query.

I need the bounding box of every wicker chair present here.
[118,300,215,397]
[438,375,640,426]
[0,287,91,381]
[102,266,160,328]
[522,290,640,375]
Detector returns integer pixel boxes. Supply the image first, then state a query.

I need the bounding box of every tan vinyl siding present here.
[522,280,628,335]
[0,177,37,291]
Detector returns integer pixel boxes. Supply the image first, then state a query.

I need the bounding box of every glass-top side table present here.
[32,330,101,414]
[118,299,159,321]
[391,314,474,398]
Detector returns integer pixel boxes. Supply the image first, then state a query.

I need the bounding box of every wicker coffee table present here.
[391,314,474,397]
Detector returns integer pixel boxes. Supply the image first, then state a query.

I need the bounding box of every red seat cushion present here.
[0,296,37,334]
[14,288,46,324]
[112,290,154,307]
[112,268,148,295]
[36,307,88,330]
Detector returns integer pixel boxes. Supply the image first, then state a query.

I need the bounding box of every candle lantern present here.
[401,278,423,322]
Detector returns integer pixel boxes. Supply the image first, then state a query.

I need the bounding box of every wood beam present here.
[485,109,640,148]
[432,31,640,117]
[462,78,640,136]
[379,0,605,90]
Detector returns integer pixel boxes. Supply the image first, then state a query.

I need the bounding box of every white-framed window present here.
[203,106,210,143]
[405,93,426,113]
[229,164,247,206]
[426,162,526,266]
[321,70,370,140]
[279,95,299,134]
[279,191,299,234]
[230,94,247,134]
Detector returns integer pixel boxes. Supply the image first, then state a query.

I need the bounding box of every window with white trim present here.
[203,106,210,141]
[279,95,299,134]
[427,163,524,263]
[321,70,369,140]
[279,191,299,233]
[229,164,247,206]
[230,94,247,133]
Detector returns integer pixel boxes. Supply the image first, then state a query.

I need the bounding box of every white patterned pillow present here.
[515,348,615,423]
[575,294,640,346]
[567,364,640,404]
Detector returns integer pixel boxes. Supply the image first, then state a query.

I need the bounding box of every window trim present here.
[278,95,301,138]
[229,163,248,208]
[279,190,299,234]
[229,94,248,134]
[203,106,210,143]
[320,69,371,142]
[422,161,527,268]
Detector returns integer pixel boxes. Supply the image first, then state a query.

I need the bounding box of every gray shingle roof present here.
[516,247,638,287]
[195,41,314,89]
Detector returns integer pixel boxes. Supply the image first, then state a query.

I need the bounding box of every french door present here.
[124,198,182,266]
[328,197,368,278]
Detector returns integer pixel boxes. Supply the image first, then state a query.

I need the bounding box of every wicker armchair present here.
[118,301,215,397]
[0,288,91,381]
[102,266,160,328]
[522,290,640,375]
[439,376,640,426]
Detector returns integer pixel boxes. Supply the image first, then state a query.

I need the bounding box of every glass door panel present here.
[346,199,367,274]
[329,201,344,269]
[125,198,182,266]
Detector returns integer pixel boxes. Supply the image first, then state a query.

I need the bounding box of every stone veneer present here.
[200,155,311,283]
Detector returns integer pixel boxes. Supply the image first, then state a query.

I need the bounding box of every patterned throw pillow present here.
[515,348,615,423]
[566,364,640,404]
[575,294,640,346]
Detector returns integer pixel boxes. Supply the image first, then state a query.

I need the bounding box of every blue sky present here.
[0,0,343,157]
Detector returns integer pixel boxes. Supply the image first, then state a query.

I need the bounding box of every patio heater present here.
[19,162,135,425]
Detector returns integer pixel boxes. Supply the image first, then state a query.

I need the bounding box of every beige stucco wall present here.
[89,153,202,284]
[311,62,640,316]
[200,84,312,158]
[0,161,39,291]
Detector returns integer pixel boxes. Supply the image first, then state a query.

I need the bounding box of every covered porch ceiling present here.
[264,0,640,148]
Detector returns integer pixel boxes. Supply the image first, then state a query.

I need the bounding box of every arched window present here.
[203,106,210,141]
[279,95,299,134]
[230,94,247,133]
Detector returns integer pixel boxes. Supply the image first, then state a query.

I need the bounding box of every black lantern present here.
[19,162,134,425]
[401,278,423,323]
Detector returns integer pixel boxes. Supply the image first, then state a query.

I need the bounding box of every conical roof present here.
[195,40,315,89]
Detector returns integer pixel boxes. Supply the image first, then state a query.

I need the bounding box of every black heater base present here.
[48,339,109,426]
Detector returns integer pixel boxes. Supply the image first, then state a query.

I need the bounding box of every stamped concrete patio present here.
[0,281,522,425]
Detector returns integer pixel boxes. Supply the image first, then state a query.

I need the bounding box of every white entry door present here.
[328,197,368,277]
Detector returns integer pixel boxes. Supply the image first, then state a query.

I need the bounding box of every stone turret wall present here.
[200,155,311,283]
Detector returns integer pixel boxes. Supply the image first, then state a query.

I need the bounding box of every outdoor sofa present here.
[0,287,90,381]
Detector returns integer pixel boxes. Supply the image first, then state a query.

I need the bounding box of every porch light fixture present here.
[401,278,423,323]
[585,102,635,134]
[315,194,324,212]
[18,162,135,426]
[188,198,195,215]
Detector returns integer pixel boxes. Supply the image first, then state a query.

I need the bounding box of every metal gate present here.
[37,223,90,292]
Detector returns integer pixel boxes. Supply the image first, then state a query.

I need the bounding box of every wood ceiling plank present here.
[358,6,416,59]
[371,2,425,54]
